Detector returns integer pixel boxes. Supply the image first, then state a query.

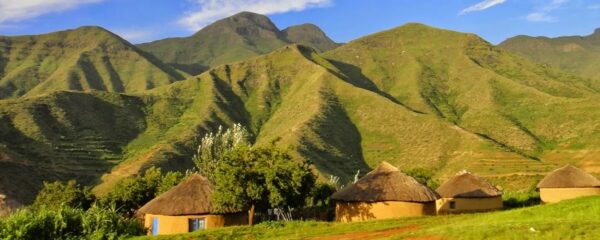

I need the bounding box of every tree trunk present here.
[248,204,255,225]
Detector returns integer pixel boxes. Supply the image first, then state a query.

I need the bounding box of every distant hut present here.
[537,165,600,203]
[138,174,248,236]
[436,171,503,214]
[331,162,438,222]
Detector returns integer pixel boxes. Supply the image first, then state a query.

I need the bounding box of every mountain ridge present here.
[137,12,340,75]
[0,26,188,99]
[499,28,600,82]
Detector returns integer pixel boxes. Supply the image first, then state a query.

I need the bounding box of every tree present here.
[33,180,95,210]
[211,145,316,224]
[101,167,186,215]
[405,168,440,189]
[192,124,250,182]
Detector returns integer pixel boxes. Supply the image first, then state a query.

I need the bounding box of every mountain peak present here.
[195,11,279,37]
[282,23,340,52]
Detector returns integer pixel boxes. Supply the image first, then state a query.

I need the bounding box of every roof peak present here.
[376,161,399,172]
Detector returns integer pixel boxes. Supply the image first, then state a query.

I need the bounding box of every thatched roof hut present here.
[436,171,502,198]
[435,171,503,214]
[537,165,600,189]
[332,162,438,202]
[139,174,247,236]
[139,174,223,216]
[332,162,438,222]
[537,165,600,203]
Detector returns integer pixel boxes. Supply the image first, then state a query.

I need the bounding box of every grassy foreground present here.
[132,196,600,240]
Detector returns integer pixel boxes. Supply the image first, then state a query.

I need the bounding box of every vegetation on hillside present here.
[0,26,187,99]
[499,28,600,83]
[2,19,600,209]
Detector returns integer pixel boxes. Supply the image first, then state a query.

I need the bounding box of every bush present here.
[405,168,440,189]
[502,191,540,209]
[0,205,145,240]
[101,167,186,215]
[33,180,95,210]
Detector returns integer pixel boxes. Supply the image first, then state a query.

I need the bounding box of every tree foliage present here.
[101,167,186,215]
[192,124,250,182]
[33,180,95,210]
[405,168,440,189]
[211,145,316,213]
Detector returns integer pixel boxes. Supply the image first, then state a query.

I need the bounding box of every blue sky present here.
[1,0,600,44]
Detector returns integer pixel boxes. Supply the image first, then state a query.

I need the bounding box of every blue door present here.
[152,217,159,236]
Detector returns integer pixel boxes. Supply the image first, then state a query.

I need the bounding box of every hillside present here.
[133,196,600,239]
[137,12,340,75]
[0,26,187,99]
[499,28,600,82]
[3,23,600,207]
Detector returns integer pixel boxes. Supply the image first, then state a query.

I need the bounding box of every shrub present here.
[0,205,145,240]
[33,180,95,210]
[101,167,186,215]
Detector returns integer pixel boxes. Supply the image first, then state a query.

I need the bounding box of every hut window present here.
[449,201,456,209]
[188,218,206,232]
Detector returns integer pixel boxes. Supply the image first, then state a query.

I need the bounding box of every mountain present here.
[0,26,187,99]
[137,12,340,75]
[3,22,600,207]
[499,28,600,82]
[282,23,341,52]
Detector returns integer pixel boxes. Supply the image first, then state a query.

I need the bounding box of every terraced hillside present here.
[3,23,600,207]
[499,28,600,83]
[0,26,187,99]
[138,12,340,75]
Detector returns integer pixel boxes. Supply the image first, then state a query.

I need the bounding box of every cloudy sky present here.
[1,0,599,44]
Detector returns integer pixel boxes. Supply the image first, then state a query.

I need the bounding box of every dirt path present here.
[307,225,421,240]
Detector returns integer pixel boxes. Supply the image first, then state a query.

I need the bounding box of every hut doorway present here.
[152,217,159,236]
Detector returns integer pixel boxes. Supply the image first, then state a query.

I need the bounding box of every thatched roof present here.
[331,162,438,203]
[537,165,600,189]
[138,174,237,216]
[436,171,502,198]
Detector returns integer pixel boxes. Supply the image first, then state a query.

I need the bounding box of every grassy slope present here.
[0,26,187,99]
[132,196,600,240]
[137,12,339,75]
[323,23,600,182]
[499,29,600,83]
[4,24,600,205]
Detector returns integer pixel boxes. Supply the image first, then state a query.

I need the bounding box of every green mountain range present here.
[137,12,340,75]
[1,13,600,208]
[499,28,600,82]
[0,26,187,99]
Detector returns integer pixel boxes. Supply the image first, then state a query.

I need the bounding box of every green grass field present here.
[132,196,600,240]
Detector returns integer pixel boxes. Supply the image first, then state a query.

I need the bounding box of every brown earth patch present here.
[307,224,420,240]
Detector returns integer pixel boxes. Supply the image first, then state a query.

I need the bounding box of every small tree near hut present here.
[211,144,316,224]
[193,124,317,224]
[192,124,250,182]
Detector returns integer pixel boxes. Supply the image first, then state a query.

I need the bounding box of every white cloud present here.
[459,0,507,15]
[0,0,102,24]
[179,0,332,31]
[526,12,555,22]
[526,0,568,22]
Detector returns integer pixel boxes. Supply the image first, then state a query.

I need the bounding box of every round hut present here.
[138,174,248,236]
[435,171,502,214]
[331,162,439,222]
[537,165,600,203]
